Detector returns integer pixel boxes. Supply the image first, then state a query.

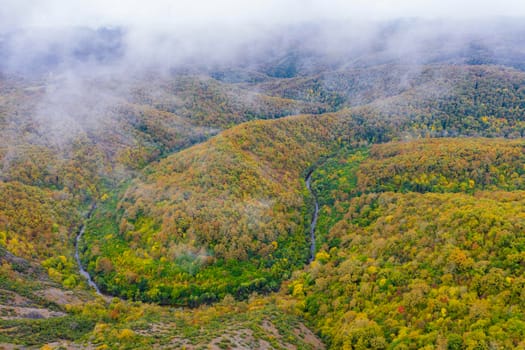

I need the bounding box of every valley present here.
[1,17,525,349]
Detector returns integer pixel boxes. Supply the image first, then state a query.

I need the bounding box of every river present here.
[74,205,103,296]
[305,170,319,263]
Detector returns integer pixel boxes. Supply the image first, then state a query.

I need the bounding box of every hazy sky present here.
[2,0,525,31]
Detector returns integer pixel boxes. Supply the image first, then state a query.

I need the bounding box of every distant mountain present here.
[0,26,125,75]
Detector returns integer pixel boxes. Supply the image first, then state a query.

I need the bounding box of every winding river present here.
[74,205,103,296]
[305,170,319,263]
[74,172,321,296]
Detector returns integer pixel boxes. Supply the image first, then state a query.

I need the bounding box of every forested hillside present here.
[75,64,525,310]
[297,138,525,349]
[1,19,525,348]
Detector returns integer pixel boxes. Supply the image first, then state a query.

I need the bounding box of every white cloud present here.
[1,0,525,32]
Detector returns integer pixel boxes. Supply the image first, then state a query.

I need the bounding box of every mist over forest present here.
[1,1,525,349]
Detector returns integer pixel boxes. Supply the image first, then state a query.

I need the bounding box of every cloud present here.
[1,0,525,33]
